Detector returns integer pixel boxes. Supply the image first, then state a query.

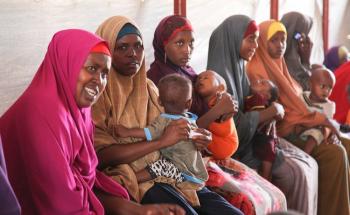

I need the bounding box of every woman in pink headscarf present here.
[0,29,184,215]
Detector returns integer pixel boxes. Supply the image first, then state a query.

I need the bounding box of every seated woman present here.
[0,29,184,215]
[147,14,287,215]
[208,16,318,215]
[323,45,350,72]
[246,19,350,215]
[93,16,242,215]
[281,11,314,91]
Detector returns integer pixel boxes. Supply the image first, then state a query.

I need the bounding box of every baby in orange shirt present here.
[195,70,238,160]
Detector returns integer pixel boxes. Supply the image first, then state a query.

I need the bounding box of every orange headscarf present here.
[246,20,325,137]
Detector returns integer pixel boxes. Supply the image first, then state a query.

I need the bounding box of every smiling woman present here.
[0,29,131,214]
[75,50,111,108]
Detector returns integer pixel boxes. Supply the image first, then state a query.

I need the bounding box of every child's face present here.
[195,70,223,97]
[310,71,335,102]
[250,79,273,100]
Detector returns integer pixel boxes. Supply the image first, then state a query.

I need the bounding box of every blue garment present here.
[142,183,243,215]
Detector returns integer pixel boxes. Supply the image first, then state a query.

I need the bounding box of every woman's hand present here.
[322,118,340,138]
[191,128,212,151]
[297,34,313,68]
[142,204,185,215]
[159,119,190,148]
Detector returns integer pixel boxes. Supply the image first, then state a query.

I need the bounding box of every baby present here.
[195,70,239,160]
[116,73,208,188]
[244,79,279,181]
[300,67,336,154]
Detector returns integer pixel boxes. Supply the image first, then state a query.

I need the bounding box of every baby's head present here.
[250,79,279,104]
[309,67,335,102]
[158,74,192,115]
[195,70,226,99]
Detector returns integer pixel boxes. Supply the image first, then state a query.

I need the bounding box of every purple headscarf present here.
[0,29,128,214]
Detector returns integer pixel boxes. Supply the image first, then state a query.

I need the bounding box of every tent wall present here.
[0,0,349,115]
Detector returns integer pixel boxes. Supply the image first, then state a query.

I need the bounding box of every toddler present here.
[195,70,239,160]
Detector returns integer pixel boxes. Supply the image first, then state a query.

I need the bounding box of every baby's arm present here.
[115,125,146,139]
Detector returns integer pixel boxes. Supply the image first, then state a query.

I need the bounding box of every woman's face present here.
[112,34,144,76]
[164,30,194,67]
[75,53,111,108]
[267,31,287,59]
[240,31,259,61]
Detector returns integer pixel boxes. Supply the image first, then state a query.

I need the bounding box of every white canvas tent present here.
[0,0,349,115]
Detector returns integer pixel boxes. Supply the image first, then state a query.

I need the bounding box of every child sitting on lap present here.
[116,74,208,191]
[300,67,336,154]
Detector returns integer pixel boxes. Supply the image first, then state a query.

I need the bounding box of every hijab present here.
[94,16,162,202]
[207,15,260,157]
[329,61,350,123]
[281,11,313,90]
[147,15,197,85]
[0,29,128,214]
[246,20,325,137]
[324,46,349,72]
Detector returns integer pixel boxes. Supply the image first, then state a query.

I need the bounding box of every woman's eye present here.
[117,45,128,51]
[135,43,144,50]
[86,66,97,72]
[176,41,184,46]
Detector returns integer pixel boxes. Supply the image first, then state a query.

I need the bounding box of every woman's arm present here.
[97,119,190,169]
[257,102,285,124]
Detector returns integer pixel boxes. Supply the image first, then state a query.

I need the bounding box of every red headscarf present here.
[329,61,350,124]
[0,29,128,214]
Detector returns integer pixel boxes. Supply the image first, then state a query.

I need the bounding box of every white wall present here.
[0,0,349,115]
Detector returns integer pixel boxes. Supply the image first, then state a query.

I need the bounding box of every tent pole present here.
[323,0,329,52]
[174,0,186,17]
[270,0,279,20]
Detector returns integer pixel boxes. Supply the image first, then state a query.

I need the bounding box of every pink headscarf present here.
[0,29,128,214]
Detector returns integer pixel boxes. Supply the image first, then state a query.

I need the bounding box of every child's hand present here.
[159,119,190,148]
[191,128,212,151]
[115,124,130,138]
[215,92,237,115]
[271,102,285,120]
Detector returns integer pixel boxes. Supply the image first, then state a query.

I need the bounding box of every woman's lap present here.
[141,183,243,215]
[272,138,318,215]
[286,135,350,215]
